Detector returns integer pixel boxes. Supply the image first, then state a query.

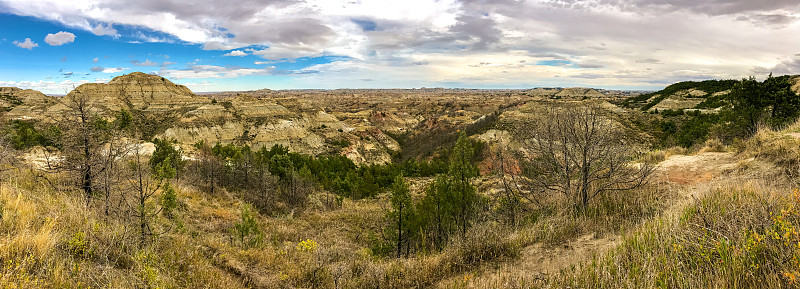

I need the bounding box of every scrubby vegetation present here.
[631,75,800,149]
[623,79,738,110]
[544,183,800,288]
[1,74,800,288]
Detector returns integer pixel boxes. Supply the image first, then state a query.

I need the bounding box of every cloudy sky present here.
[0,0,798,94]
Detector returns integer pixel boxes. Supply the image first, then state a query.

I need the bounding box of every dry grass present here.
[438,179,797,289]
[0,167,528,288]
[537,181,797,289]
[739,125,800,176]
[4,119,798,288]
[0,169,247,288]
[641,146,689,164]
[699,138,726,153]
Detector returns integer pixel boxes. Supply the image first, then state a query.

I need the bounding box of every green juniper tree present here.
[387,174,416,258]
[447,132,479,238]
[418,132,479,250]
[231,203,263,248]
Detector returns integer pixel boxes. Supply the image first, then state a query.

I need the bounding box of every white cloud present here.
[93,57,99,63]
[202,41,241,50]
[12,38,38,49]
[44,31,76,46]
[1,0,800,89]
[102,67,128,73]
[250,46,324,61]
[90,66,104,72]
[132,59,159,66]
[223,50,247,57]
[158,65,273,79]
[92,23,118,36]
[0,79,99,94]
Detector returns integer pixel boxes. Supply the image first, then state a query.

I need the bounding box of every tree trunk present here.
[397,205,402,258]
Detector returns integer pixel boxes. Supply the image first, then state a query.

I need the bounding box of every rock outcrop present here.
[2,87,58,119]
[527,87,608,99]
[67,72,200,112]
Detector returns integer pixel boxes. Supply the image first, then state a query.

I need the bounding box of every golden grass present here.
[641,146,689,164]
[537,181,795,289]
[699,138,726,153]
[738,125,800,177]
[4,118,798,289]
[0,157,680,289]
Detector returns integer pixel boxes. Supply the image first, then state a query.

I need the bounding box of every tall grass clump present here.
[546,184,800,288]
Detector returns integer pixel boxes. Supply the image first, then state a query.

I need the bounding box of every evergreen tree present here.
[150,138,184,179]
[418,132,479,250]
[387,174,416,258]
[448,132,478,237]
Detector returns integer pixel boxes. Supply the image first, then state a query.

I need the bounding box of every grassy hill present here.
[622,79,738,111]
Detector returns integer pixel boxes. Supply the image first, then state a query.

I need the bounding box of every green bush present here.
[231,203,264,248]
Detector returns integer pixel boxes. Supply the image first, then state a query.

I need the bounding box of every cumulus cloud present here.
[1,0,799,89]
[250,46,325,61]
[93,57,99,63]
[92,23,118,36]
[636,58,662,64]
[202,41,241,50]
[544,0,800,16]
[158,64,274,79]
[0,79,97,94]
[130,59,159,66]
[12,38,38,49]
[223,50,247,57]
[576,62,604,69]
[753,54,800,75]
[44,31,76,46]
[90,66,104,72]
[129,59,174,67]
[102,67,128,73]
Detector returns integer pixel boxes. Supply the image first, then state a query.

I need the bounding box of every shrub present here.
[231,203,264,248]
[160,182,177,219]
[67,231,93,259]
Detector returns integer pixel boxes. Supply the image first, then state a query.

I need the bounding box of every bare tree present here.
[493,145,534,227]
[124,144,174,246]
[192,141,223,195]
[514,103,654,209]
[99,134,132,217]
[60,90,106,205]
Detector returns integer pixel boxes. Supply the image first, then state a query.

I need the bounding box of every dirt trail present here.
[437,151,740,288]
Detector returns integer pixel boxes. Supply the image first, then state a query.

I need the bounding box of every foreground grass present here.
[0,169,530,288]
[538,181,799,288]
[0,163,678,289]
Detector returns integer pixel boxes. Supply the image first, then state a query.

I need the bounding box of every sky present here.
[0,0,799,94]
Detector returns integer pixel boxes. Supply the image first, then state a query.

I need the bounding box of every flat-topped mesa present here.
[67,72,200,112]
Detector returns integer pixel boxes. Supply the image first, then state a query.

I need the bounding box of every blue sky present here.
[1,0,799,94]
